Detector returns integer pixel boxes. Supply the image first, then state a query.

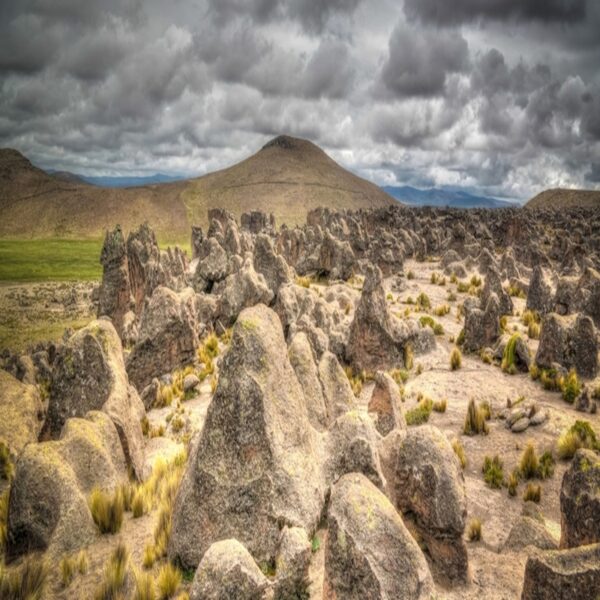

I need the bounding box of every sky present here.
[1,0,599,201]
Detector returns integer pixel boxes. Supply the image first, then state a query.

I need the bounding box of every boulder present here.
[462,293,501,352]
[521,543,600,600]
[560,449,600,549]
[7,411,128,560]
[504,516,558,551]
[168,305,325,569]
[319,232,354,280]
[346,264,435,371]
[535,313,598,378]
[42,319,146,479]
[214,255,274,326]
[0,369,42,456]
[273,527,311,600]
[288,332,328,431]
[367,371,406,435]
[324,473,433,600]
[325,411,385,489]
[127,287,199,390]
[189,539,270,600]
[387,425,469,581]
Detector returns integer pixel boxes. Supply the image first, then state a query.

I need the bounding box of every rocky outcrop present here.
[346,264,435,371]
[462,293,501,352]
[317,351,355,425]
[324,473,433,600]
[189,539,270,600]
[0,369,42,456]
[535,313,598,378]
[6,411,128,560]
[42,319,146,479]
[481,266,513,316]
[253,234,292,297]
[168,304,325,570]
[318,232,354,280]
[527,265,555,315]
[385,425,469,582]
[560,449,600,549]
[368,371,406,435]
[521,543,600,600]
[126,287,199,390]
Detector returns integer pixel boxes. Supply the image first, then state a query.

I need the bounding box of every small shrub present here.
[404,344,414,370]
[134,569,156,600]
[450,347,462,371]
[143,544,156,569]
[540,368,560,391]
[434,304,450,316]
[141,416,150,437]
[480,349,492,364]
[456,328,465,346]
[529,364,540,380]
[311,536,321,552]
[416,292,431,309]
[470,275,482,287]
[522,310,540,326]
[482,455,504,489]
[60,556,76,588]
[89,487,124,534]
[447,291,457,302]
[557,420,600,459]
[132,488,148,518]
[507,469,520,497]
[415,363,423,375]
[386,293,394,302]
[499,315,508,332]
[560,369,581,404]
[537,451,555,479]
[0,442,13,481]
[405,296,414,305]
[156,563,181,600]
[463,399,489,435]
[76,550,89,575]
[467,518,482,541]
[389,368,409,386]
[405,397,433,426]
[0,558,48,600]
[452,439,466,469]
[406,270,415,280]
[433,398,447,413]
[519,442,539,479]
[94,544,129,600]
[430,272,439,284]
[171,415,185,434]
[527,322,540,339]
[501,333,521,373]
[523,483,541,503]
[295,275,311,288]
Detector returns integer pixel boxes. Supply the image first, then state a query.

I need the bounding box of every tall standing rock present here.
[560,449,600,548]
[324,473,433,600]
[168,304,325,570]
[346,264,434,371]
[42,319,146,479]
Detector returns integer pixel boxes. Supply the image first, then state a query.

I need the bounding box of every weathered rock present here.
[253,234,292,297]
[169,305,325,569]
[368,371,406,435]
[183,374,200,392]
[273,527,311,600]
[560,449,600,549]
[241,210,275,234]
[317,351,355,424]
[7,411,128,560]
[388,425,469,582]
[319,231,354,280]
[521,543,600,600]
[346,264,435,371]
[504,516,558,551]
[42,319,146,479]
[189,539,270,600]
[325,411,384,489]
[0,369,42,456]
[481,266,513,316]
[196,237,229,283]
[214,255,274,326]
[535,312,598,378]
[463,293,501,352]
[511,417,530,433]
[127,287,199,390]
[324,473,433,600]
[288,332,328,430]
[527,265,555,315]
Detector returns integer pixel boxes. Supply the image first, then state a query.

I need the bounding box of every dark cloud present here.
[380,22,469,97]
[0,0,598,198]
[403,0,587,26]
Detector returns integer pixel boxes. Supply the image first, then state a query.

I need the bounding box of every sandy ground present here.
[6,257,600,599]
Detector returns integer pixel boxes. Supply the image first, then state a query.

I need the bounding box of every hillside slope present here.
[525,188,600,209]
[0,136,396,240]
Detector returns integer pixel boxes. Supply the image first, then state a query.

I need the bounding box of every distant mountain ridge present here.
[525,188,600,209]
[383,185,519,208]
[0,136,395,240]
[47,170,187,188]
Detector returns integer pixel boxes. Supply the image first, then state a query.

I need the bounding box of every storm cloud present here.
[0,0,599,200]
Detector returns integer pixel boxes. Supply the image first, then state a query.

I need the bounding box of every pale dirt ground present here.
[7,257,600,599]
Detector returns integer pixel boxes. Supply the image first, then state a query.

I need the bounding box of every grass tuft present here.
[0,558,48,600]
[89,487,124,534]
[94,543,129,600]
[467,518,482,541]
[560,369,581,404]
[450,347,462,371]
[519,442,539,480]
[482,455,504,489]
[134,569,157,600]
[405,396,433,426]
[463,399,489,436]
[432,398,447,413]
[557,420,600,459]
[156,563,181,600]
[523,483,541,503]
[452,439,467,469]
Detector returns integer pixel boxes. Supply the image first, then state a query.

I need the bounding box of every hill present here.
[0,136,395,241]
[383,185,518,208]
[47,171,188,187]
[525,188,600,209]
